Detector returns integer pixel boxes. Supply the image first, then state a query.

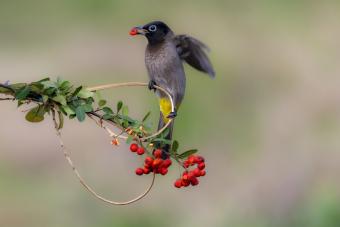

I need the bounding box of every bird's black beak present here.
[129,26,148,36]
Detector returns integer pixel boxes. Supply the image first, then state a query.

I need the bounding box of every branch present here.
[0,77,206,205]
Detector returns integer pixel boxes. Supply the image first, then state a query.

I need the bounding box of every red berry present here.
[144,156,154,165]
[198,162,205,170]
[193,168,201,177]
[143,167,151,174]
[137,147,145,155]
[188,155,196,164]
[153,149,162,158]
[152,158,163,169]
[135,168,144,175]
[190,177,199,186]
[188,171,195,180]
[174,179,182,188]
[200,170,206,176]
[162,159,172,168]
[183,161,189,168]
[196,156,205,163]
[130,143,138,152]
[182,174,189,181]
[160,168,168,175]
[181,179,190,187]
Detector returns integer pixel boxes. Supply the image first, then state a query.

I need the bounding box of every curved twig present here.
[87,82,175,141]
[53,119,156,206]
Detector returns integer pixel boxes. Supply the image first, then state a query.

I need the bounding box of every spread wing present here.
[174,35,215,78]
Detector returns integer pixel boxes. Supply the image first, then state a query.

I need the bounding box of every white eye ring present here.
[149,25,157,32]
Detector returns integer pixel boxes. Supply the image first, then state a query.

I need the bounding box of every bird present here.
[130,21,215,158]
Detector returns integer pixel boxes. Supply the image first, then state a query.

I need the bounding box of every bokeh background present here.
[1,0,340,226]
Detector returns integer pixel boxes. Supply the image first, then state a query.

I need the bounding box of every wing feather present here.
[174,35,215,78]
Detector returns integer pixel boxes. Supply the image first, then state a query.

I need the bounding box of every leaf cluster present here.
[0,78,198,161]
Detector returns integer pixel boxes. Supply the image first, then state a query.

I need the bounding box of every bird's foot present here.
[148,80,157,92]
[167,111,177,119]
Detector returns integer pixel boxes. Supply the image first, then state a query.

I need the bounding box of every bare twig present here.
[53,117,156,206]
[0,97,15,101]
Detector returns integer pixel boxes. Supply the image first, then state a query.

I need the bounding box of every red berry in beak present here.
[129,28,138,36]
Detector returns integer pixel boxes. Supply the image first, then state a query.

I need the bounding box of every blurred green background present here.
[1,0,340,226]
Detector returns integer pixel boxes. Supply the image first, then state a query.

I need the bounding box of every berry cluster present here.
[174,155,206,188]
[128,143,206,189]
[130,144,172,176]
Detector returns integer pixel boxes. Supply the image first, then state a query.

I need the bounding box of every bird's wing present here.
[174,35,215,78]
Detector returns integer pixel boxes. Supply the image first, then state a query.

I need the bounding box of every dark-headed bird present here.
[130,21,215,157]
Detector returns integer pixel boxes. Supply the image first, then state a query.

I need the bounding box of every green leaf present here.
[82,104,93,112]
[102,107,113,115]
[37,77,50,83]
[41,81,57,89]
[171,140,179,154]
[117,101,123,113]
[52,95,67,106]
[98,99,107,107]
[25,106,46,123]
[103,114,113,120]
[142,111,151,122]
[61,105,75,116]
[15,86,30,100]
[77,88,94,99]
[60,81,71,90]
[75,106,86,122]
[42,95,49,103]
[44,87,56,96]
[30,84,43,93]
[9,83,26,91]
[122,105,129,116]
[177,149,198,159]
[0,86,13,94]
[72,86,82,97]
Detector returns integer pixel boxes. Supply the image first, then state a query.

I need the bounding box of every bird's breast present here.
[145,42,182,79]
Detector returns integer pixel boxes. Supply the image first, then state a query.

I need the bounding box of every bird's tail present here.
[157,112,174,158]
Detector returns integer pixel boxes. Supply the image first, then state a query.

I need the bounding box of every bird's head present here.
[130,21,172,45]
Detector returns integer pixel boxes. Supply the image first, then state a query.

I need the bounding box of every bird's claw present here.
[167,111,177,119]
[148,80,157,92]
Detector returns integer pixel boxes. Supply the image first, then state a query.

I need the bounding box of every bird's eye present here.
[148,25,157,32]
